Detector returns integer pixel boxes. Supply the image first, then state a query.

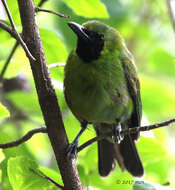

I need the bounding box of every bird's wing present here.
[119,50,142,140]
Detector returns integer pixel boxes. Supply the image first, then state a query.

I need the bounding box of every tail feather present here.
[98,139,115,176]
[96,126,144,177]
[119,134,144,176]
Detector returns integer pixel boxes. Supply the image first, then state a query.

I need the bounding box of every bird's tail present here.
[97,138,116,176]
[118,134,144,176]
[97,129,144,177]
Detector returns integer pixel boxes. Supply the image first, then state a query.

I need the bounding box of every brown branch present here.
[0,21,17,38]
[0,127,47,149]
[167,0,175,31]
[1,0,35,61]
[35,7,70,18]
[30,168,64,189]
[17,0,83,189]
[0,41,19,80]
[78,118,175,152]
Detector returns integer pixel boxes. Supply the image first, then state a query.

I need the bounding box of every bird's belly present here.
[68,86,132,124]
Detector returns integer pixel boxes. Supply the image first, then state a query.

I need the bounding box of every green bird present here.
[64,20,144,177]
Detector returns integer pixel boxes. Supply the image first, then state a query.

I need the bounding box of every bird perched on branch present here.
[64,20,144,177]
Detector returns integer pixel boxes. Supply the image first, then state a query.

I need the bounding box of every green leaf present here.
[40,28,67,64]
[148,48,175,77]
[0,159,12,190]
[140,74,175,121]
[0,149,5,163]
[6,0,21,26]
[6,90,41,115]
[0,45,29,79]
[39,166,63,186]
[0,103,9,119]
[8,156,58,190]
[137,136,175,184]
[88,168,133,190]
[61,0,109,18]
[0,29,12,43]
[0,169,2,183]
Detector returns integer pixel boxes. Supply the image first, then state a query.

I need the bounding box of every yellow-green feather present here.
[64,42,133,123]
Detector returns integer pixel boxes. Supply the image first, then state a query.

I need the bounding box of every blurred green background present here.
[0,0,175,189]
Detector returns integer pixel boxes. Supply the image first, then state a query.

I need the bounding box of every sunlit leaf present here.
[61,0,108,18]
[148,48,175,77]
[8,156,58,190]
[0,159,12,190]
[6,0,21,26]
[6,90,41,115]
[0,150,5,163]
[0,45,29,79]
[40,28,67,64]
[39,167,63,186]
[0,103,9,119]
[137,136,175,184]
[140,74,175,121]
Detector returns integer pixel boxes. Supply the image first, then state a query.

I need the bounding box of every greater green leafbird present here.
[64,20,144,177]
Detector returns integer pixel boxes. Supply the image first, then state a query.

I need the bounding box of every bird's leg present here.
[67,120,88,157]
[112,121,124,144]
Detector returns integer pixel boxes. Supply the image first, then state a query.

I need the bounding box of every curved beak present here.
[67,22,91,42]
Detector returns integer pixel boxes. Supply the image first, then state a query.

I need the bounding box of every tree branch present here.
[0,21,16,38]
[78,118,175,152]
[35,7,70,18]
[0,127,47,149]
[17,0,83,189]
[167,0,175,31]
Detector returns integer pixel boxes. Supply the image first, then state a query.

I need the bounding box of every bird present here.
[64,20,144,177]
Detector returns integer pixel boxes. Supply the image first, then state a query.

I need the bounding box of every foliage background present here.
[0,0,175,189]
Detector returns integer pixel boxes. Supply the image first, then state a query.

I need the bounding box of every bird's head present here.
[67,20,123,63]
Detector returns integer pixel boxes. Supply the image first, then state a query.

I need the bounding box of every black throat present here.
[76,30,104,63]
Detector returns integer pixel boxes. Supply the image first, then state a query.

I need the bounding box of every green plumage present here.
[64,20,143,177]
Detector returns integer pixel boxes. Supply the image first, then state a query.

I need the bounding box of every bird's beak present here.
[67,22,91,42]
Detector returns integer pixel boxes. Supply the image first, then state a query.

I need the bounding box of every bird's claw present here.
[66,141,78,158]
[112,124,124,144]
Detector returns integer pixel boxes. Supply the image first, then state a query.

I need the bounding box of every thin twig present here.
[167,0,175,31]
[0,127,47,149]
[0,41,19,80]
[48,62,65,69]
[1,0,35,61]
[0,0,48,79]
[78,118,175,152]
[30,168,64,189]
[35,7,70,18]
[1,0,16,29]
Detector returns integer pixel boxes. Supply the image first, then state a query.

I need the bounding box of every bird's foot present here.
[112,124,124,144]
[66,121,88,158]
[66,140,78,158]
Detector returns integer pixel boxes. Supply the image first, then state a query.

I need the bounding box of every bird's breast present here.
[64,72,132,124]
[64,53,133,123]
